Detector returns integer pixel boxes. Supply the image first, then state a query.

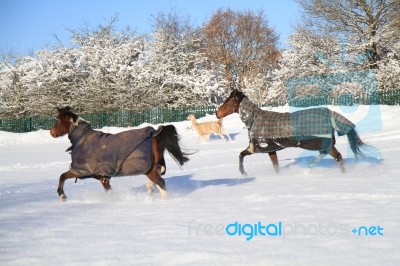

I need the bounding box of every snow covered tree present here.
[144,11,225,108]
[377,39,400,92]
[0,58,32,118]
[267,0,400,104]
[269,29,379,104]
[68,19,148,112]
[297,0,400,69]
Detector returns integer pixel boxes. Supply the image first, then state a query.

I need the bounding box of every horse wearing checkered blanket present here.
[216,90,367,174]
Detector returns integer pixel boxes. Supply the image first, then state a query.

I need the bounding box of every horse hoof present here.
[59,194,67,201]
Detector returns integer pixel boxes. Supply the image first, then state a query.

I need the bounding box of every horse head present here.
[50,106,79,138]
[216,89,246,119]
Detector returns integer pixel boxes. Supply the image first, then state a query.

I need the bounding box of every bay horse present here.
[50,107,189,201]
[216,90,367,175]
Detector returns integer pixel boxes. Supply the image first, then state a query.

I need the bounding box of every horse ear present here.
[235,89,245,100]
[56,106,72,113]
[64,106,78,122]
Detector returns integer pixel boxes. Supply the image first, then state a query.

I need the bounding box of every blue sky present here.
[0,0,300,56]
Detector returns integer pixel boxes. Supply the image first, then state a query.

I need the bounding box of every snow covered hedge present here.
[1,8,400,119]
[0,24,226,118]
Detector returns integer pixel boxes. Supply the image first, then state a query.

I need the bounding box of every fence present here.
[1,90,399,133]
[0,106,217,133]
[287,90,400,107]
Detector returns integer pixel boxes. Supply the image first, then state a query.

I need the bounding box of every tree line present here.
[1,0,399,119]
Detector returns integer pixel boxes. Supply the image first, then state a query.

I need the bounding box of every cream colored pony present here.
[188,114,231,142]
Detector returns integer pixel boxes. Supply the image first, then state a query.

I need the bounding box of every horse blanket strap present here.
[239,97,355,151]
[67,120,155,177]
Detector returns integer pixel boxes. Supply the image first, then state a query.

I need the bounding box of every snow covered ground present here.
[1,105,399,266]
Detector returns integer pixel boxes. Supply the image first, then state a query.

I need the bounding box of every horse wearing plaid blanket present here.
[216,90,367,174]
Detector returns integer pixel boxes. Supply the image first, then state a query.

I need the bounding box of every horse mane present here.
[235,89,246,101]
[57,106,78,122]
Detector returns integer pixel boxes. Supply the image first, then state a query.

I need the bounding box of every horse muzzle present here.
[50,128,58,138]
[216,108,231,119]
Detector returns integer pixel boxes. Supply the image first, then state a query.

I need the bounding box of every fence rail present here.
[1,90,399,133]
[0,106,217,133]
[287,90,400,107]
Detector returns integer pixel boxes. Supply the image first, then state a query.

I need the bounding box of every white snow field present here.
[1,105,399,266]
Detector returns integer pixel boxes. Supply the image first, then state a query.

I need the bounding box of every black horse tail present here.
[346,128,367,159]
[154,125,190,166]
[331,111,368,159]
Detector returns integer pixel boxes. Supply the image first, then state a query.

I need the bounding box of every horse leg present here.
[239,146,253,176]
[146,166,167,199]
[221,128,231,141]
[309,151,327,168]
[268,151,280,173]
[216,128,229,141]
[158,155,166,175]
[147,138,167,199]
[146,180,155,195]
[328,146,346,173]
[218,132,226,141]
[57,171,76,201]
